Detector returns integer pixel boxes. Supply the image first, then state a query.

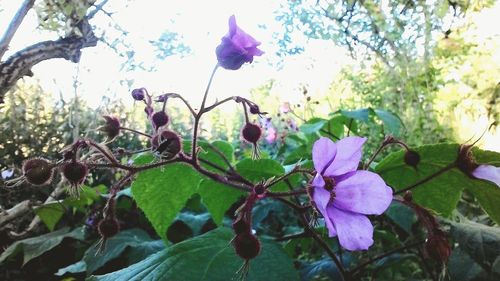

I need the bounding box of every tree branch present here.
[0,0,36,61]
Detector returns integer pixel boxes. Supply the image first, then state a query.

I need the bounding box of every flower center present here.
[322,176,336,202]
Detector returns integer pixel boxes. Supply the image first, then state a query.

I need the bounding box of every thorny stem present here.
[394,163,456,195]
[202,96,237,113]
[86,139,118,164]
[349,239,426,277]
[192,64,219,161]
[119,127,152,138]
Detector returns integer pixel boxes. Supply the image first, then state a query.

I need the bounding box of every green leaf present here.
[184,140,234,173]
[448,248,485,281]
[236,158,288,191]
[340,108,370,122]
[197,179,244,225]
[34,202,65,231]
[299,118,327,134]
[384,201,417,234]
[88,228,300,281]
[320,115,346,139]
[57,229,163,276]
[372,109,403,136]
[0,227,85,266]
[375,143,500,219]
[132,153,203,241]
[448,220,500,266]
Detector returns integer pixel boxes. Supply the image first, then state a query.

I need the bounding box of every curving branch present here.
[0,0,36,61]
[0,0,112,104]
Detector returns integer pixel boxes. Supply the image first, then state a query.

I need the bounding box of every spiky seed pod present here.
[151,130,182,158]
[151,111,169,129]
[22,158,54,186]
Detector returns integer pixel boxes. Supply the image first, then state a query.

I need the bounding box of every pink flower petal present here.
[327,206,374,251]
[311,182,337,237]
[324,137,366,177]
[472,165,500,187]
[333,171,393,215]
[312,137,337,174]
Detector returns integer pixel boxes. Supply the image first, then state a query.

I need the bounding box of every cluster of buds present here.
[231,185,267,279]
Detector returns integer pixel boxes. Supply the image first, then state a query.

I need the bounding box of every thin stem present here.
[192,64,219,161]
[202,96,236,113]
[120,127,152,138]
[242,102,249,123]
[275,231,310,242]
[167,93,196,116]
[86,140,118,164]
[204,142,237,172]
[266,167,313,189]
[267,189,308,197]
[394,163,456,195]
[283,180,348,280]
[364,141,387,169]
[349,239,425,276]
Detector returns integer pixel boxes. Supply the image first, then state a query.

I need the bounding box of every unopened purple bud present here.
[151,111,169,129]
[131,88,146,101]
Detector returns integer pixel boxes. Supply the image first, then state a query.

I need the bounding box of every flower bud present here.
[233,233,261,261]
[249,104,260,115]
[151,130,182,158]
[22,158,54,186]
[98,217,120,239]
[241,123,262,144]
[131,88,146,101]
[456,144,479,178]
[404,150,420,168]
[253,183,266,198]
[425,233,451,263]
[61,161,88,190]
[151,111,169,129]
[100,116,121,141]
[232,217,251,235]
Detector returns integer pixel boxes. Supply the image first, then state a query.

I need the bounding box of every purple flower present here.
[216,15,263,70]
[310,137,393,251]
[472,165,500,187]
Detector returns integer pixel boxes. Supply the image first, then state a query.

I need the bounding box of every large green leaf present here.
[236,158,289,191]
[372,109,403,136]
[132,153,203,241]
[197,179,244,225]
[183,140,234,173]
[375,143,500,220]
[0,227,84,265]
[56,229,163,276]
[88,228,300,281]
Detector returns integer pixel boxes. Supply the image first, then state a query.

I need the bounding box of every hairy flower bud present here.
[404,150,420,168]
[151,130,182,158]
[233,233,261,261]
[151,111,169,129]
[22,158,54,186]
[241,123,262,144]
[100,116,121,141]
[425,232,451,263]
[249,104,261,115]
[61,161,88,195]
[98,217,120,239]
[232,217,251,235]
[131,88,146,101]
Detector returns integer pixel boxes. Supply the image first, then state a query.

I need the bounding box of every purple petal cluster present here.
[216,15,263,70]
[310,137,393,251]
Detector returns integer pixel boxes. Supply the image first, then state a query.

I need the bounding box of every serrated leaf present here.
[0,227,84,266]
[132,153,203,241]
[197,179,244,225]
[88,228,300,281]
[375,143,500,219]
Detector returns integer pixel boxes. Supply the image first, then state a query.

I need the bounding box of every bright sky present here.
[0,0,348,110]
